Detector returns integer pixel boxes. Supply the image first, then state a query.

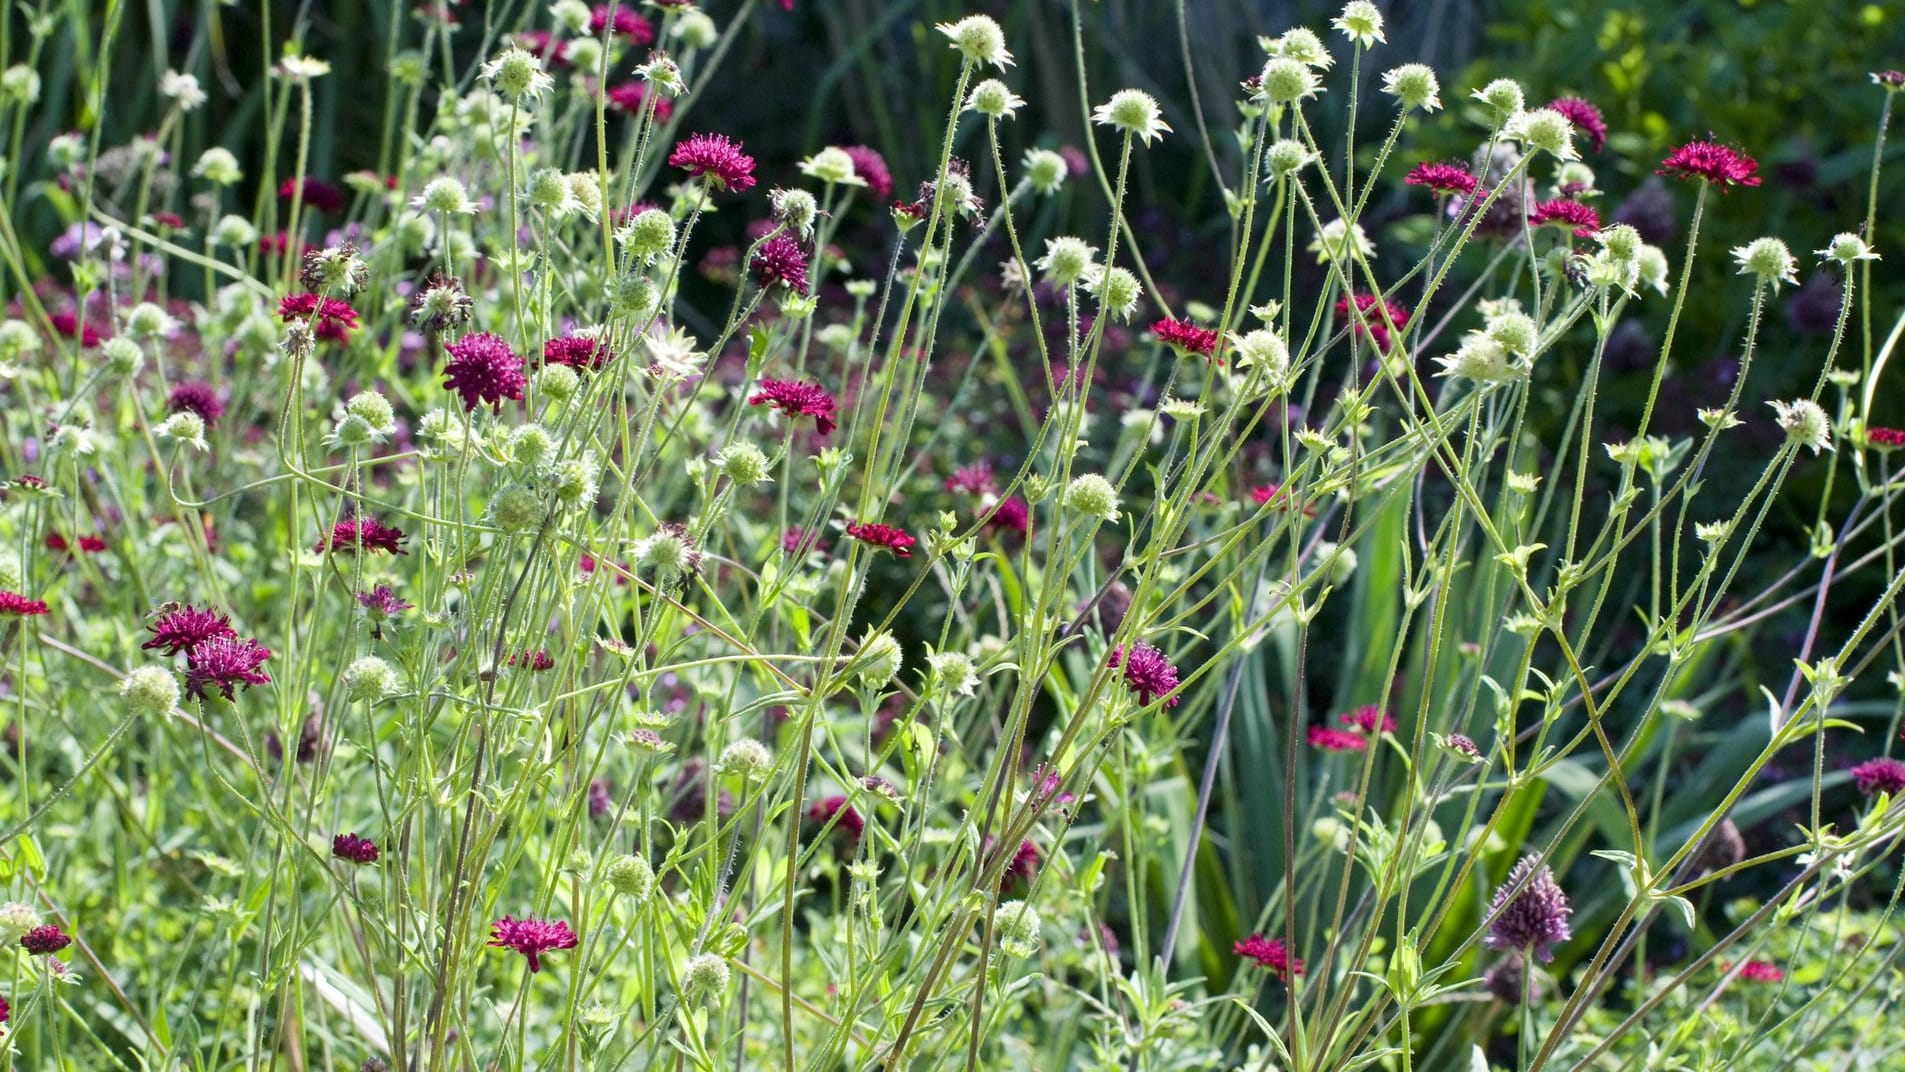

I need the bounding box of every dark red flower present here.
[1234,934,1304,980]
[277,293,360,341]
[1334,293,1410,352]
[1248,483,1315,516]
[845,520,915,557]
[806,795,865,839]
[1339,704,1396,735]
[279,176,345,213]
[166,382,225,427]
[985,496,1029,536]
[443,332,527,410]
[143,604,235,655]
[605,82,672,122]
[355,586,413,620]
[1528,198,1602,238]
[331,833,380,864]
[1108,641,1180,708]
[1308,725,1368,752]
[1865,426,1905,449]
[20,925,70,956]
[588,778,613,818]
[748,379,837,435]
[542,334,612,372]
[508,648,555,671]
[1735,959,1783,983]
[318,517,409,555]
[668,133,758,192]
[782,527,821,557]
[1657,140,1761,189]
[488,916,578,973]
[843,145,893,199]
[589,4,654,45]
[1852,757,1905,795]
[0,591,48,616]
[515,29,562,62]
[946,462,997,495]
[184,636,273,699]
[1545,97,1607,153]
[1151,317,1219,359]
[753,233,810,294]
[48,312,102,348]
[1404,161,1478,196]
[0,994,8,1023]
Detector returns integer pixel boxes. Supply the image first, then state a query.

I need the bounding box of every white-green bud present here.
[341,656,400,702]
[1064,473,1121,523]
[121,665,180,718]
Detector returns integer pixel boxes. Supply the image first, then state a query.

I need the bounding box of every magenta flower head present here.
[843,145,893,199]
[184,636,273,700]
[277,292,360,341]
[1545,97,1607,153]
[806,795,866,840]
[319,518,408,555]
[1528,198,1601,238]
[1657,140,1761,189]
[1339,704,1396,735]
[1484,855,1572,962]
[1308,725,1368,752]
[143,603,236,656]
[753,233,810,294]
[542,334,612,372]
[1335,293,1410,353]
[845,520,915,557]
[668,133,757,192]
[443,332,527,410]
[355,585,413,621]
[1108,641,1180,707]
[589,4,654,45]
[0,591,50,617]
[21,925,71,956]
[489,916,578,974]
[749,379,838,435]
[167,382,225,428]
[331,833,380,864]
[1852,757,1905,796]
[1150,317,1219,360]
[1404,160,1478,196]
[1234,934,1303,981]
[1736,959,1783,983]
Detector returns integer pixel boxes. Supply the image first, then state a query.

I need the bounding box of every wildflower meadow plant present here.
[0,3,1901,1071]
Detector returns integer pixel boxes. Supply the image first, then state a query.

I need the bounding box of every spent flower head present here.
[1769,399,1832,454]
[1732,236,1799,290]
[1381,64,1441,111]
[1332,1,1385,46]
[1092,89,1171,145]
[936,15,1012,69]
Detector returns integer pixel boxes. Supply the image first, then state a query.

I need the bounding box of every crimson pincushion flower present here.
[278,176,345,213]
[166,382,225,427]
[1484,855,1572,962]
[749,378,838,435]
[986,497,1030,536]
[1657,140,1761,189]
[542,334,612,372]
[185,635,273,699]
[946,462,997,495]
[0,591,49,616]
[1545,97,1607,153]
[48,312,102,348]
[1151,317,1219,360]
[1308,725,1368,752]
[807,795,866,839]
[488,916,578,973]
[1528,198,1602,238]
[1865,427,1905,449]
[605,82,673,122]
[332,833,380,864]
[1340,704,1396,735]
[1234,934,1304,980]
[753,233,811,294]
[1851,757,1905,795]
[443,331,527,410]
[318,517,409,555]
[589,4,654,44]
[1108,641,1180,707]
[20,925,70,956]
[845,520,915,557]
[843,145,893,199]
[1334,293,1410,352]
[668,132,758,193]
[143,603,235,655]
[1404,160,1478,196]
[1735,960,1783,983]
[277,292,360,341]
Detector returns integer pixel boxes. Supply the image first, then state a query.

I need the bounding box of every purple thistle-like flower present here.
[1234,934,1304,980]
[442,332,527,411]
[843,145,892,199]
[167,382,225,427]
[1484,855,1572,963]
[332,833,380,864]
[542,334,612,372]
[1528,198,1602,238]
[143,604,236,656]
[20,925,71,956]
[1108,641,1180,708]
[1657,140,1761,190]
[668,133,757,192]
[1545,97,1608,153]
[355,586,413,620]
[752,233,810,294]
[184,635,274,700]
[1404,161,1478,196]
[488,916,578,973]
[1852,757,1905,796]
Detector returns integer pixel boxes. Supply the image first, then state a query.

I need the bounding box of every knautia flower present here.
[845,520,916,557]
[927,650,979,698]
[1308,725,1368,752]
[1256,57,1321,106]
[936,15,1013,69]
[1264,139,1317,177]
[1380,64,1440,111]
[749,379,837,435]
[1092,89,1171,145]
[541,334,611,373]
[1332,1,1385,46]
[853,630,904,689]
[1657,140,1761,189]
[797,146,866,188]
[1734,960,1784,983]
[633,522,702,586]
[1310,219,1374,264]
[996,901,1041,958]
[121,666,180,718]
[528,168,579,217]
[193,147,242,185]
[1506,107,1579,161]
[1769,398,1832,454]
[341,656,400,702]
[1436,334,1515,383]
[102,338,143,379]
[1108,641,1179,707]
[488,916,578,973]
[160,69,206,110]
[1035,236,1100,286]
[965,78,1025,120]
[605,854,655,900]
[1733,237,1798,289]
[1471,78,1526,121]
[1151,317,1219,359]
[1636,244,1671,295]
[414,175,477,215]
[1404,160,1476,196]
[1336,293,1410,352]
[1340,704,1396,735]
[481,46,554,101]
[618,208,676,259]
[0,904,36,944]
[1230,328,1290,378]
[1235,934,1304,980]
[1484,855,1572,962]
[1852,757,1905,795]
[771,187,819,238]
[331,833,380,864]
[1065,474,1122,523]
[1866,427,1905,450]
[319,517,409,555]
[752,233,810,294]
[668,132,757,192]
[277,293,360,341]
[822,145,887,197]
[1527,198,1600,238]
[443,332,527,410]
[144,604,235,656]
[1264,27,1333,69]
[682,952,732,1001]
[1816,232,1878,267]
[183,636,273,700]
[719,738,774,779]
[1085,266,1142,321]
[716,442,771,486]
[300,243,369,295]
[1546,96,1608,153]
[1022,148,1068,194]
[20,925,71,956]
